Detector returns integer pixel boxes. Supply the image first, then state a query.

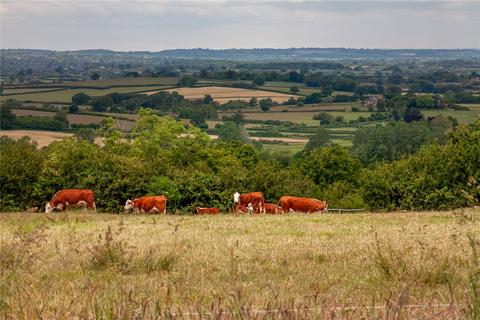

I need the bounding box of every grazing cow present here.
[233,192,265,214]
[124,195,167,214]
[45,189,96,213]
[279,196,328,213]
[265,203,284,214]
[196,207,220,215]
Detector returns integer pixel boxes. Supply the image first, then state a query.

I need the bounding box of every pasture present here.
[0,130,73,147]
[0,209,478,319]
[11,109,136,130]
[3,86,168,103]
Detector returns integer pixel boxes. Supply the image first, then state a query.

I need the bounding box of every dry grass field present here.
[0,209,479,319]
[144,86,298,103]
[0,130,73,147]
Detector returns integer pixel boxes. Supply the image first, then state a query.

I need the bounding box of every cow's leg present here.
[62,202,68,212]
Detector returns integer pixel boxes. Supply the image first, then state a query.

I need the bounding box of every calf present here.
[196,207,220,215]
[265,202,284,214]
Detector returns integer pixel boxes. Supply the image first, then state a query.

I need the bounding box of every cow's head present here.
[124,199,134,212]
[45,201,62,213]
[233,192,240,203]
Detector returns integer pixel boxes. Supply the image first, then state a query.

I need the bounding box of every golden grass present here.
[144,86,297,103]
[0,130,73,147]
[1,209,479,319]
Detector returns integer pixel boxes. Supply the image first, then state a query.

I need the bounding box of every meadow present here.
[0,209,479,319]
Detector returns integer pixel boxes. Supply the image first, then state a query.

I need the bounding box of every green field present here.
[44,77,178,88]
[423,109,480,124]
[261,142,306,154]
[2,88,63,95]
[3,86,167,103]
[1,210,478,318]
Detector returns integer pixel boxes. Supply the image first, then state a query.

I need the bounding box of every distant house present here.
[362,95,380,107]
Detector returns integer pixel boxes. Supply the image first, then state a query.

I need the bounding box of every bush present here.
[361,122,480,210]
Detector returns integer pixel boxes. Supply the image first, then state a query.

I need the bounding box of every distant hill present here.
[2,48,480,60]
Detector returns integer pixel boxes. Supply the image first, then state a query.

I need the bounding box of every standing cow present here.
[195,207,220,215]
[233,192,265,214]
[279,196,328,213]
[45,189,96,213]
[265,202,284,214]
[124,195,167,214]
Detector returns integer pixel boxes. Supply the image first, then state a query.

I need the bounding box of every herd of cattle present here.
[44,189,328,214]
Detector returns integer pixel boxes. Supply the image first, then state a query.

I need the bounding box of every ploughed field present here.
[1,209,479,319]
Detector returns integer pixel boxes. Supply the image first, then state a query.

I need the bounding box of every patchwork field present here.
[2,86,168,103]
[144,86,299,103]
[0,209,478,319]
[11,109,135,130]
[0,130,73,147]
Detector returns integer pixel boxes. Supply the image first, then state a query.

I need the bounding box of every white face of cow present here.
[124,200,134,212]
[45,202,53,214]
[45,202,63,213]
[233,192,240,203]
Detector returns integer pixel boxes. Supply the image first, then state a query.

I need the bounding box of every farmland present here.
[159,86,298,103]
[0,130,73,147]
[10,109,135,130]
[0,209,478,319]
[2,86,168,103]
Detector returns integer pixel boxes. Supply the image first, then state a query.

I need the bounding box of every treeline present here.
[1,109,478,212]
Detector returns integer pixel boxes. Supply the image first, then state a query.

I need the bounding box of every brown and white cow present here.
[45,189,96,213]
[124,195,167,214]
[233,192,265,214]
[234,204,250,214]
[195,207,220,215]
[279,196,328,213]
[265,202,284,214]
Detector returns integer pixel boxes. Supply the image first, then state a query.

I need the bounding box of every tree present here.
[259,98,274,112]
[290,86,300,94]
[53,111,69,127]
[0,106,16,129]
[403,108,424,123]
[69,104,79,113]
[313,112,334,125]
[304,128,331,152]
[248,97,258,107]
[90,72,101,80]
[304,93,322,104]
[74,128,96,143]
[72,92,91,105]
[177,75,198,87]
[91,96,113,112]
[218,121,251,144]
[297,145,361,188]
[252,75,265,86]
[203,94,214,104]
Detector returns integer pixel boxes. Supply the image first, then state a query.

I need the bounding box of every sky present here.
[1,0,479,51]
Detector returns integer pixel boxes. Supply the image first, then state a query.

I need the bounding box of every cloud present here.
[1,0,479,50]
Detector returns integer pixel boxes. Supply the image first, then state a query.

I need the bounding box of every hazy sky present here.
[1,0,479,50]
